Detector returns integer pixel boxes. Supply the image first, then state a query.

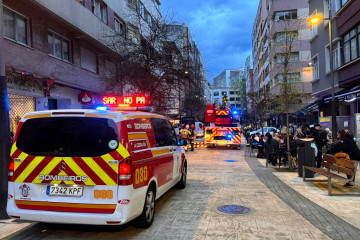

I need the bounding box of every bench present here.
[303,154,359,196]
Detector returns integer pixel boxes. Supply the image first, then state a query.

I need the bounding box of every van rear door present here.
[11,116,129,213]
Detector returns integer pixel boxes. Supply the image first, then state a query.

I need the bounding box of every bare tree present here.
[266,11,310,151]
[103,9,200,115]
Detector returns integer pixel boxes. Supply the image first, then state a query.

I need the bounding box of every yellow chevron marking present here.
[63,157,95,186]
[117,144,130,159]
[15,156,45,183]
[32,157,62,183]
[102,154,119,173]
[146,140,151,148]
[82,157,116,185]
[10,143,17,156]
[128,133,148,140]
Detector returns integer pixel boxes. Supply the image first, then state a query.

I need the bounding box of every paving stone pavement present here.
[244,148,360,240]
[4,146,333,239]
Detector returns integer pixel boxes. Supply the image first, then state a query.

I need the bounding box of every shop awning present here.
[294,100,321,117]
[324,85,360,103]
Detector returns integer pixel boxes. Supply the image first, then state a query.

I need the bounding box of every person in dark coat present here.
[257,135,265,158]
[313,124,327,168]
[331,129,360,186]
[265,135,280,166]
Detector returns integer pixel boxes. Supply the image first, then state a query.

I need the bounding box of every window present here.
[48,31,70,62]
[214,92,219,96]
[343,29,358,64]
[310,10,318,38]
[151,119,177,147]
[341,0,349,6]
[3,8,29,45]
[275,31,298,43]
[312,55,319,80]
[139,2,145,18]
[329,0,340,17]
[92,0,107,24]
[275,52,299,63]
[274,10,297,21]
[230,91,235,95]
[168,97,175,108]
[327,42,341,71]
[235,98,240,101]
[114,17,125,35]
[276,73,301,83]
[230,98,235,101]
[80,46,97,73]
[146,11,153,27]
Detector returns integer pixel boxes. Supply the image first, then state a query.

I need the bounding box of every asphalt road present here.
[6,145,330,240]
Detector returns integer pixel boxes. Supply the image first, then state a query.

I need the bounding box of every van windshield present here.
[16,117,119,157]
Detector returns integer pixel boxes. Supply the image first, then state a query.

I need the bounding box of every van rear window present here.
[16,117,119,157]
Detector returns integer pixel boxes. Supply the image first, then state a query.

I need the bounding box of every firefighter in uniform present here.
[189,124,197,151]
[179,124,190,146]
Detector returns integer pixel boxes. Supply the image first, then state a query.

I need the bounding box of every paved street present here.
[3,144,360,239]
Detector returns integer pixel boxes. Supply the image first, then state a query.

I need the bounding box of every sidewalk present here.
[0,218,34,239]
[256,156,360,229]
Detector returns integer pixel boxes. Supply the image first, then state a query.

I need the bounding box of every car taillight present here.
[8,157,14,182]
[118,157,132,185]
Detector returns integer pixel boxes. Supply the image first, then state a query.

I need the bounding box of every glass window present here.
[312,56,319,80]
[3,8,29,45]
[151,118,177,147]
[139,2,145,18]
[350,37,357,61]
[17,117,119,157]
[214,92,219,96]
[230,91,235,95]
[92,0,107,23]
[48,31,71,62]
[230,98,235,101]
[115,17,125,35]
[341,0,349,7]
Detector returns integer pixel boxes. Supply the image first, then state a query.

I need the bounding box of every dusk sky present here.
[161,0,259,82]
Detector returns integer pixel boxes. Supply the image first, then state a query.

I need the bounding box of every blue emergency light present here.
[96,106,108,111]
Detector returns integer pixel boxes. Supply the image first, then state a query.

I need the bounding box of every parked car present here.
[250,127,279,136]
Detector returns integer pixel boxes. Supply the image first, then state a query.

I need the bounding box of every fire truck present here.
[204,102,241,149]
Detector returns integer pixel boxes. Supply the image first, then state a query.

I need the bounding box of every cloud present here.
[162,0,258,81]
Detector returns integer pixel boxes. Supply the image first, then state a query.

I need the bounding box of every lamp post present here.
[308,8,337,140]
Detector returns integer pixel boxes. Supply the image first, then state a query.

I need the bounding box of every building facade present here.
[309,0,360,144]
[3,0,162,134]
[210,69,245,109]
[252,0,315,126]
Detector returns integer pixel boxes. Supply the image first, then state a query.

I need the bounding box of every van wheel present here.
[135,186,155,228]
[176,163,187,189]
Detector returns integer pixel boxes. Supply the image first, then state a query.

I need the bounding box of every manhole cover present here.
[217,205,251,214]
[224,160,237,162]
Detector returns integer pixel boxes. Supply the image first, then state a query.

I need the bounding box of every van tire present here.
[135,186,155,228]
[176,163,187,189]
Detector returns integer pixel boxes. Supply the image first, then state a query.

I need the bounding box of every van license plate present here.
[46,186,83,197]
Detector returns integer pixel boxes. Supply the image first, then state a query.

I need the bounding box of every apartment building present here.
[211,69,245,109]
[165,24,207,119]
[252,0,314,125]
[2,0,162,134]
[309,0,360,141]
[245,56,254,120]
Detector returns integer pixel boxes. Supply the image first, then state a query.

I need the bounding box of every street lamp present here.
[308,10,337,140]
